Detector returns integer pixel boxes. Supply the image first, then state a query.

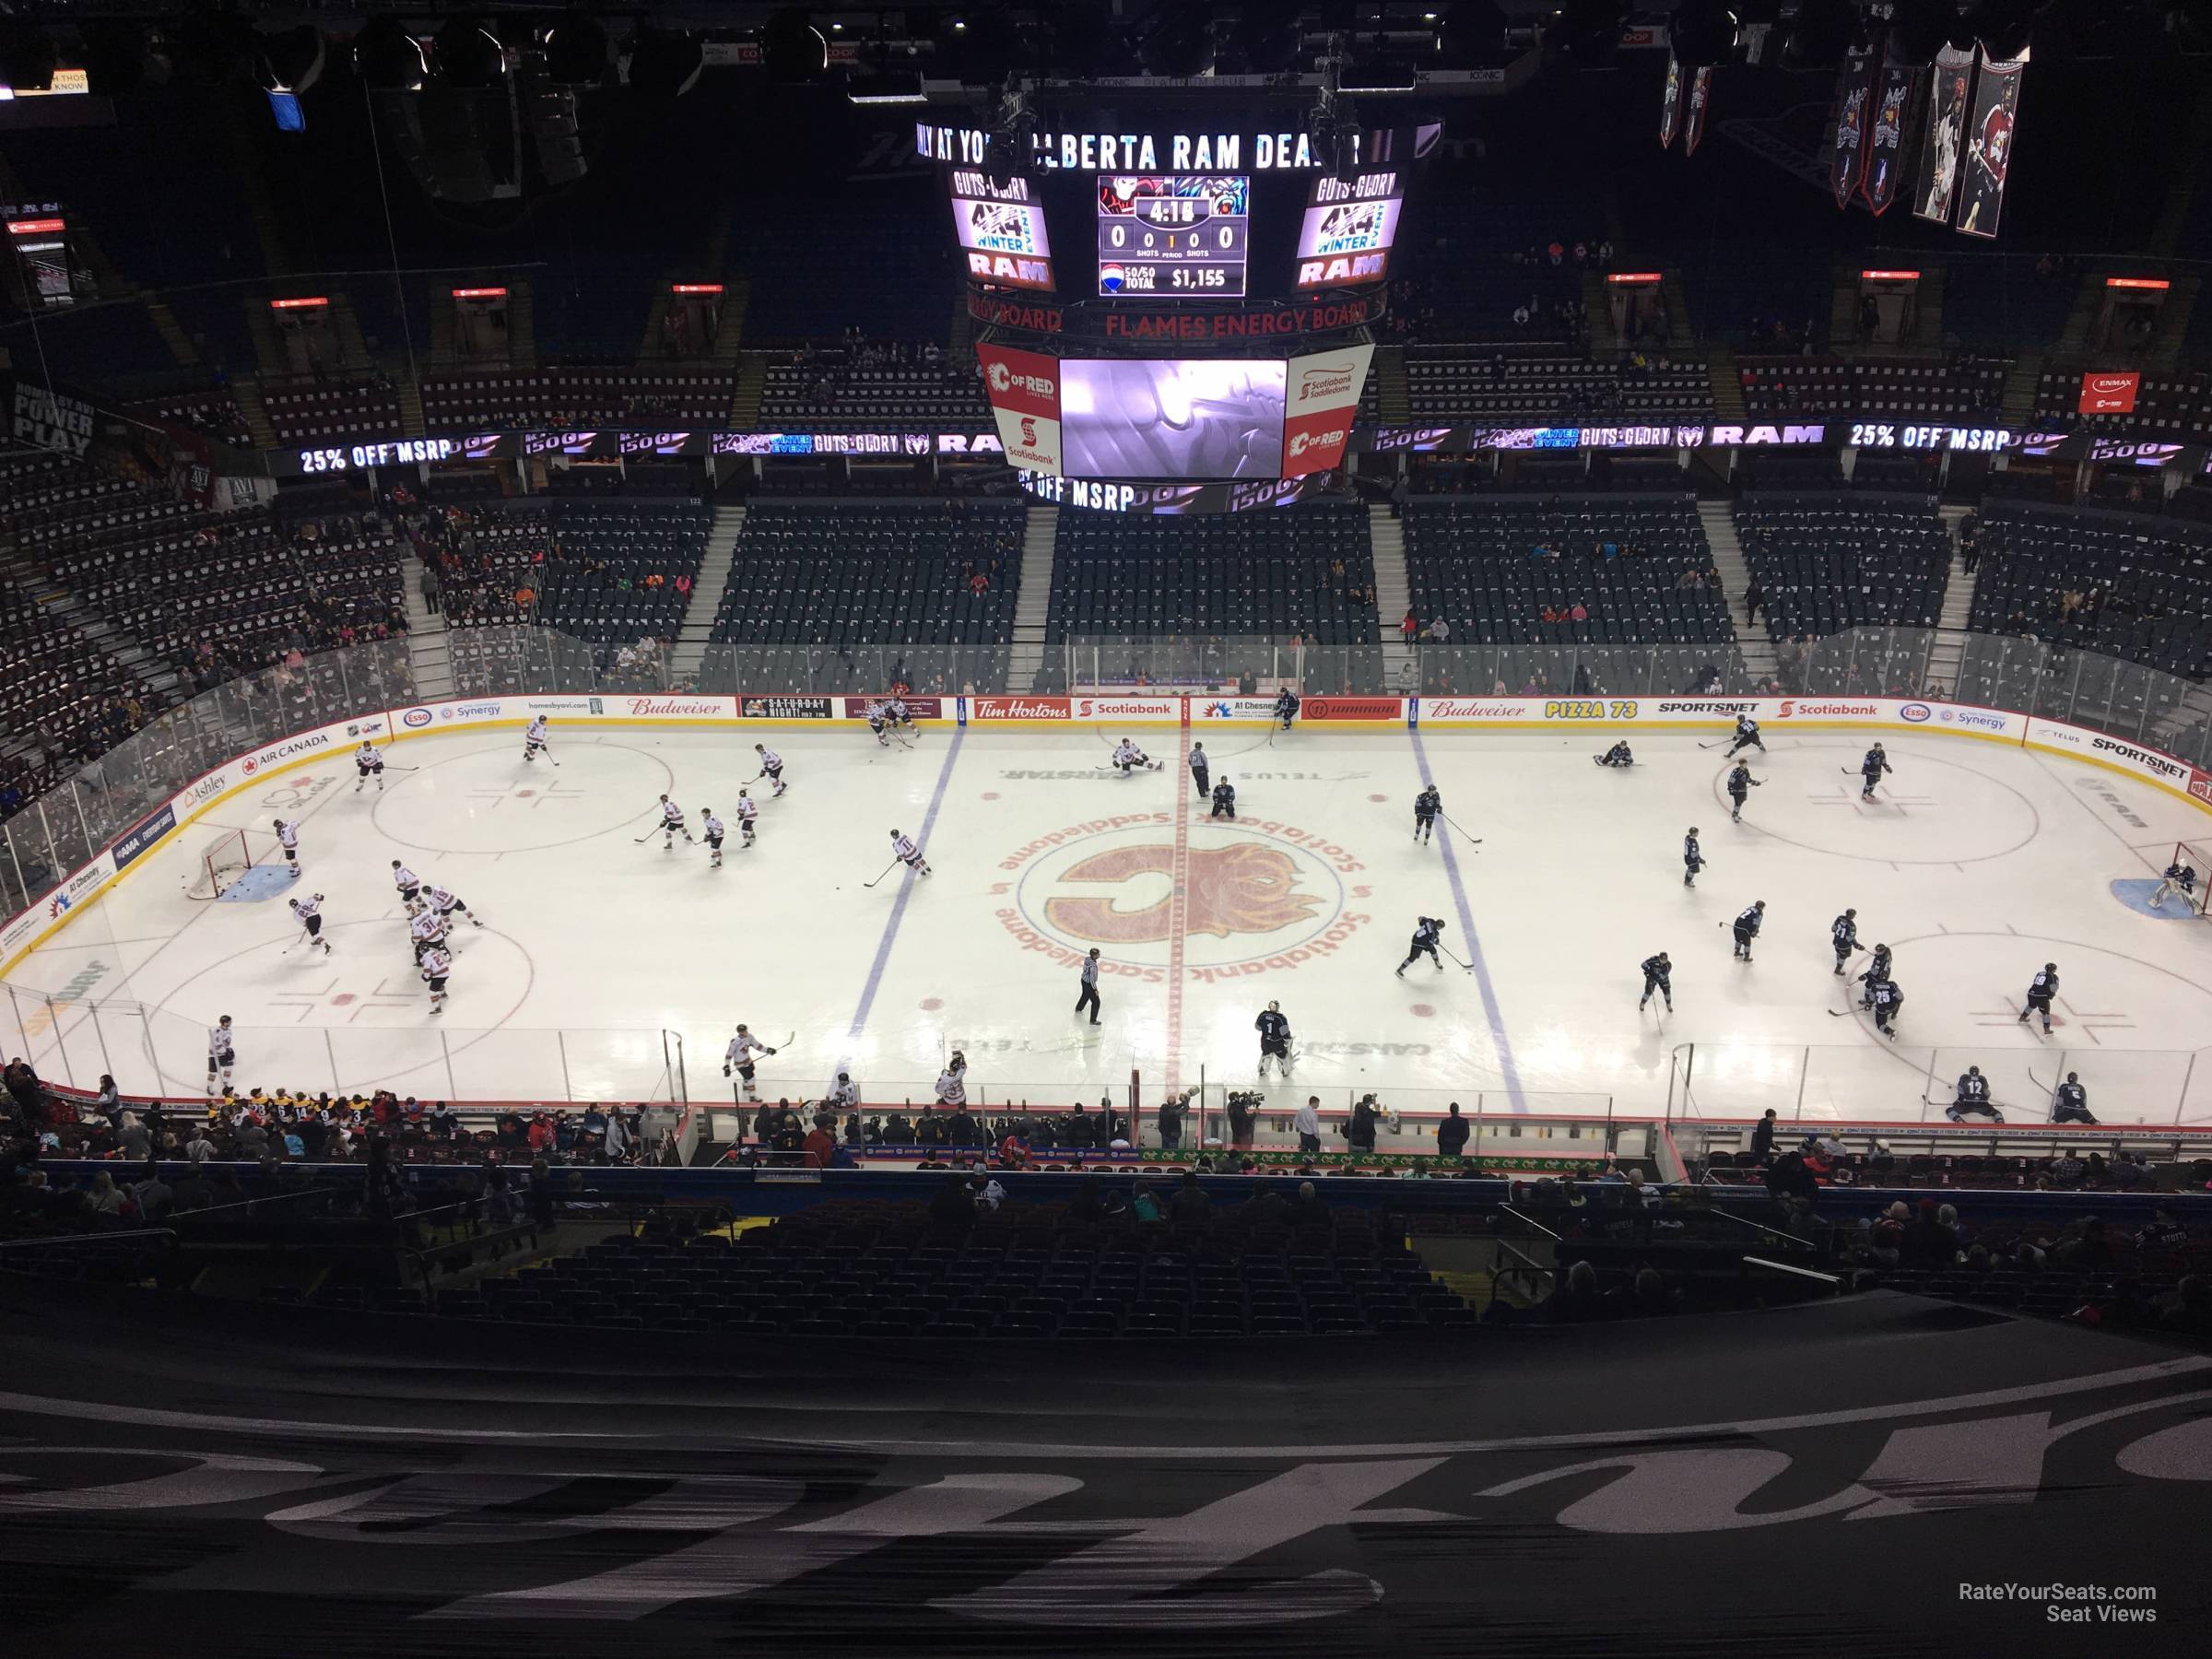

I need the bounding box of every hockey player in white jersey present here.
[1112,738,1158,774]
[391,860,422,903]
[889,828,932,877]
[272,818,302,878]
[753,743,787,797]
[288,893,332,955]
[701,809,727,868]
[419,944,453,1014]
[658,794,693,850]
[523,715,551,763]
[886,697,913,732]
[353,741,384,792]
[723,1024,779,1102]
[407,901,449,960]
[735,789,759,848]
[426,883,481,927]
[829,1072,861,1111]
[865,702,890,747]
[207,1014,237,1096]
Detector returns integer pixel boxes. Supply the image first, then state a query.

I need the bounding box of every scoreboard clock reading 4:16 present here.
[1096,174,1250,297]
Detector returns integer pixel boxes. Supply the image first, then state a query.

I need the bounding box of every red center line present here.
[1164,718,1193,1097]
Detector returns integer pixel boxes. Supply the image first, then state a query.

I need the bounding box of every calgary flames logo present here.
[1045,841,1324,943]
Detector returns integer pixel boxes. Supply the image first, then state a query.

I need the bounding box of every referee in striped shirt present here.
[1076,947,1102,1025]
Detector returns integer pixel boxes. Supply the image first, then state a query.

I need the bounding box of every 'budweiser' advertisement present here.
[972,697,1070,720]
[627,695,730,718]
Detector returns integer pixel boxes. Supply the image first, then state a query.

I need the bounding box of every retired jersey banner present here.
[1658,55,1683,149]
[1683,66,1713,157]
[1830,46,1877,209]
[1914,45,1975,227]
[1956,47,2026,239]
[1862,61,1924,217]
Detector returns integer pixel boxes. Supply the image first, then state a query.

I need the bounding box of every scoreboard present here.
[1096,174,1250,298]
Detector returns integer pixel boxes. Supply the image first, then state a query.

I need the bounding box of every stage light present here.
[256,26,326,96]
[1671,0,1741,68]
[541,12,609,87]
[353,16,428,90]
[625,24,702,100]
[432,17,508,89]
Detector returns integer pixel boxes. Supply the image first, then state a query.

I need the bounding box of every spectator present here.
[1225,1090,1257,1152]
[1748,1108,1778,1164]
[1169,1171,1212,1228]
[88,1170,124,1217]
[1155,1089,1188,1151]
[1539,1259,1608,1322]
[1244,1182,1288,1229]
[1294,1095,1323,1156]
[1344,1095,1381,1154]
[802,1112,838,1170]
[1290,1179,1330,1228]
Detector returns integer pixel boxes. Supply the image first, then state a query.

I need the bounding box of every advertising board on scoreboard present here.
[1294,169,1405,289]
[948,171,1056,293]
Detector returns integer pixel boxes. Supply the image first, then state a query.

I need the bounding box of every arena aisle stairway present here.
[670,504,744,682]
[1698,500,1778,683]
[404,551,455,701]
[1368,500,1416,694]
[1927,505,1979,695]
[1011,504,1056,691]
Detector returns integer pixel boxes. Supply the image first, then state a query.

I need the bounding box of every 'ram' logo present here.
[1045,841,1324,943]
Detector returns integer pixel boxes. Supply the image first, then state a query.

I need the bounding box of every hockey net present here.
[2161,841,2212,917]
[184,828,253,900]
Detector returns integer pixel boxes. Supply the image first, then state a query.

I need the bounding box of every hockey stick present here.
[861,857,902,888]
[1439,811,1484,843]
[1698,738,1733,750]
[2027,1068,2053,1097]
[1438,945,1476,972]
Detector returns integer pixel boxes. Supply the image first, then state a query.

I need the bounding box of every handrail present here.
[0,1228,178,1252]
[1741,1255,1843,1288]
[1690,1205,1812,1250]
[1491,1235,1556,1312]
[1498,1202,1560,1241]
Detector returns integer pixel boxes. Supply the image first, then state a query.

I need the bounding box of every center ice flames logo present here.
[1045,841,1324,944]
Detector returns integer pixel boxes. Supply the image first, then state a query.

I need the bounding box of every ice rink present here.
[8,717,2212,1131]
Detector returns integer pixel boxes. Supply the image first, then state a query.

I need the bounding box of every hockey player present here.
[1255,1000,1292,1076]
[1397,915,1446,977]
[1830,908,1864,976]
[753,743,788,798]
[2019,961,2059,1035]
[427,883,480,928]
[1273,688,1300,732]
[1683,827,1704,888]
[886,697,913,732]
[1211,777,1237,819]
[1189,741,1210,798]
[353,741,384,792]
[392,860,422,903]
[701,808,726,869]
[2051,1072,2098,1125]
[865,702,890,747]
[658,794,693,850]
[272,818,302,878]
[829,1072,861,1112]
[1732,899,1766,962]
[1725,713,1764,758]
[1860,743,1893,801]
[735,790,759,848]
[1112,737,1155,775]
[288,893,332,956]
[935,1065,968,1107]
[523,715,551,763]
[1638,951,1673,1013]
[2153,858,2199,911]
[1594,741,1633,768]
[889,828,932,877]
[1870,975,1904,1039]
[1726,762,1762,823]
[1947,1065,2003,1123]
[407,900,448,961]
[723,1025,779,1102]
[419,943,453,1015]
[1413,784,1441,845]
[1076,947,1102,1025]
[1856,943,1895,1007]
[207,1015,237,1096]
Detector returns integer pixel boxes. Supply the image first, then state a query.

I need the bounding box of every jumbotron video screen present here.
[1095,174,1251,297]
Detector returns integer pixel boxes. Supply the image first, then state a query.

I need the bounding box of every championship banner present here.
[1956,47,2026,239]
[1830,45,1877,209]
[1913,45,1975,227]
[2079,371,2139,415]
[1281,343,1372,477]
[974,342,1064,477]
[1659,55,1683,148]
[1683,66,1713,157]
[1862,61,1924,217]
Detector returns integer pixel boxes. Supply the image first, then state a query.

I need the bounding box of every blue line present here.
[1408,727,1525,1112]
[838,727,966,1074]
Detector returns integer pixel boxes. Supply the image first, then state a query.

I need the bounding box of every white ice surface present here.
[8,724,2212,1130]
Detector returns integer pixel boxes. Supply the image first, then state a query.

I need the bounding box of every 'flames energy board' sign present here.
[1097,174,1249,298]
